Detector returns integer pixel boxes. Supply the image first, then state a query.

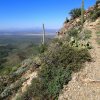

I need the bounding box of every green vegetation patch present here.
[69,8,81,19]
[96,31,100,45]
[90,1,100,21]
[91,10,100,21]
[96,31,100,35]
[83,29,92,40]
[67,28,79,37]
[19,38,91,100]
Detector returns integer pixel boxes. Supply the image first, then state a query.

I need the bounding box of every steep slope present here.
[11,71,38,100]
[0,3,99,100]
[59,18,100,100]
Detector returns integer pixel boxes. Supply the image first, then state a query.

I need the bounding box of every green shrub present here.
[83,29,92,40]
[20,40,91,100]
[0,78,27,99]
[96,38,100,45]
[89,10,94,17]
[67,28,79,37]
[89,0,100,21]
[91,10,100,21]
[96,31,100,45]
[69,8,81,19]
[18,78,46,100]
[39,43,47,53]
[96,31,100,35]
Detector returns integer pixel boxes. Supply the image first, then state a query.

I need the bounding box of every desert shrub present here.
[96,38,100,45]
[83,29,92,40]
[0,78,27,99]
[91,10,100,21]
[78,29,91,40]
[69,8,81,19]
[20,40,91,100]
[51,38,63,45]
[96,31,100,35]
[67,28,79,37]
[0,76,10,94]
[89,0,100,21]
[18,78,46,100]
[89,10,94,17]
[11,67,28,78]
[39,43,48,53]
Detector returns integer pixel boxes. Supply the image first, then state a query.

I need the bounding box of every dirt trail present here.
[59,20,100,100]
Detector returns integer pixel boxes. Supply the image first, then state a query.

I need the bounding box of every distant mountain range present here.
[0,29,58,36]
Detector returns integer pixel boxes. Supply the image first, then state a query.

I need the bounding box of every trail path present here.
[59,19,100,100]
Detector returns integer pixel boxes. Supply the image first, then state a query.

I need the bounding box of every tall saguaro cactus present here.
[81,0,84,26]
[42,24,45,45]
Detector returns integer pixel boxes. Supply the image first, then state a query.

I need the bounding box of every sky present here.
[0,0,96,30]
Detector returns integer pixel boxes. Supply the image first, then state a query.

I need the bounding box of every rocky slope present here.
[58,18,100,100]
[0,2,100,100]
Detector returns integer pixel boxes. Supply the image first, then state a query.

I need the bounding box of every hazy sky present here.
[0,0,95,30]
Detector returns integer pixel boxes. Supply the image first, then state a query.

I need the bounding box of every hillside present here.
[0,35,53,76]
[0,1,100,100]
[59,18,100,100]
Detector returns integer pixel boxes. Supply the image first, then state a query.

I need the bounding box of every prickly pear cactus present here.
[69,37,91,49]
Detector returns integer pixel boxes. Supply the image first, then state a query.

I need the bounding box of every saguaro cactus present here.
[42,24,45,45]
[81,0,84,25]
